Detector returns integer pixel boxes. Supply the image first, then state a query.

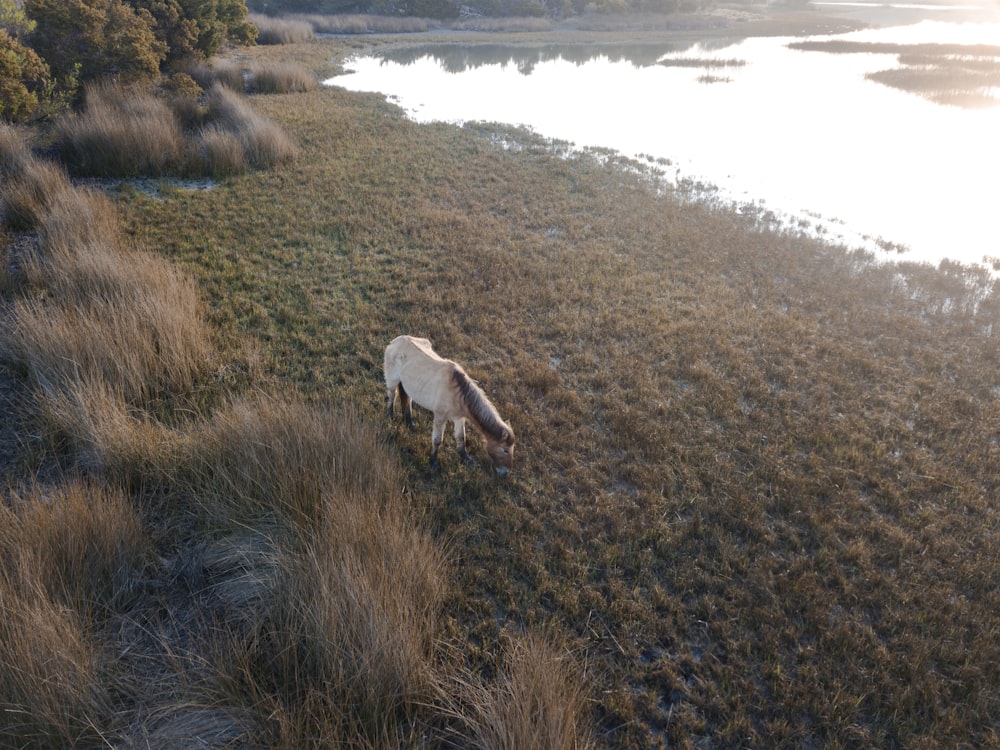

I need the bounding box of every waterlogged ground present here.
[331,3,1000,267]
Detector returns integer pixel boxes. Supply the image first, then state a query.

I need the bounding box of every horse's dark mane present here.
[451,366,510,442]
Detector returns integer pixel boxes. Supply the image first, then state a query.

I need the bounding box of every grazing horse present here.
[384,335,515,476]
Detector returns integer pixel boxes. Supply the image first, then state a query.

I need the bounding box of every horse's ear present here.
[501,429,510,442]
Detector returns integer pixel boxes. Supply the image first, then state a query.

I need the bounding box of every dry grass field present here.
[2,22,1000,749]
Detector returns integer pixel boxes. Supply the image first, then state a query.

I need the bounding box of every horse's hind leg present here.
[398,384,415,429]
[385,381,398,419]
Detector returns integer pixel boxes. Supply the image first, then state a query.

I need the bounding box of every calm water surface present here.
[327,18,1000,267]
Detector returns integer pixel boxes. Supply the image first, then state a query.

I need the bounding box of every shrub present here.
[25,0,166,85]
[248,61,317,94]
[0,28,51,122]
[54,80,185,176]
[131,0,257,65]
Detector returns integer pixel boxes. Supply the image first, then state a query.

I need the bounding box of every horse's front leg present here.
[454,419,475,466]
[430,414,447,470]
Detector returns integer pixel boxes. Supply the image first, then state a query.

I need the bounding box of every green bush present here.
[25,0,166,86]
[0,29,50,122]
[131,0,256,66]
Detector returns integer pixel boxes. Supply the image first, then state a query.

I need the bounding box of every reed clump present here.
[203,84,298,168]
[250,13,314,45]
[0,480,150,747]
[0,131,73,229]
[297,13,434,34]
[49,79,297,178]
[54,81,185,177]
[247,62,317,94]
[450,633,595,750]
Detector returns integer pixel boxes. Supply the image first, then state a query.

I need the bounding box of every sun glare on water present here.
[333,13,1000,267]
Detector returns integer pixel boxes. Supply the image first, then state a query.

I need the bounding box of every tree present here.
[0,27,50,121]
[0,0,36,37]
[25,0,166,85]
[129,0,256,66]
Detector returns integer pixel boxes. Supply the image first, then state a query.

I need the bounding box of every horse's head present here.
[485,428,515,477]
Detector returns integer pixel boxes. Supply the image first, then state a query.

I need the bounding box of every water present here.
[326,17,1000,267]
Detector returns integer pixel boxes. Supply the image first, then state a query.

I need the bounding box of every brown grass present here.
[196,124,247,177]
[204,84,298,167]
[248,61,318,94]
[54,81,186,177]
[452,16,553,32]
[6,189,213,407]
[170,393,402,530]
[250,13,314,44]
[0,160,215,475]
[0,123,35,177]
[0,480,150,747]
[182,59,246,93]
[0,154,73,231]
[298,13,434,34]
[219,491,447,746]
[450,633,595,749]
[50,79,298,178]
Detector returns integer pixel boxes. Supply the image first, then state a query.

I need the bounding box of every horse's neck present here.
[454,368,504,438]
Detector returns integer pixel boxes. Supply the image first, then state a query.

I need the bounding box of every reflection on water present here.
[365,40,726,73]
[788,39,1000,106]
[329,20,1000,267]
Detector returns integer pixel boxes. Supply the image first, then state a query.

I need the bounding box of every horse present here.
[384,335,515,476]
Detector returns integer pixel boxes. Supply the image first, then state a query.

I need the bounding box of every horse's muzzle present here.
[495,466,509,478]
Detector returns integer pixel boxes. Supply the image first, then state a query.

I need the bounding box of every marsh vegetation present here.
[788,39,1000,107]
[2,25,1000,750]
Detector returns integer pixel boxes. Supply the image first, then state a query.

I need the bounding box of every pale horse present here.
[384,335,515,476]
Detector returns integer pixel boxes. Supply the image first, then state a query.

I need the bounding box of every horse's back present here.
[385,335,442,365]
[385,335,455,413]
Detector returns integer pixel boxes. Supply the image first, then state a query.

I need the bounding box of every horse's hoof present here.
[430,458,441,472]
[459,452,476,467]
[406,419,416,430]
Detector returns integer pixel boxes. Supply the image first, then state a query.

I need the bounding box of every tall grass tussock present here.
[49,79,297,179]
[55,81,185,177]
[250,13,314,44]
[248,62,317,94]
[0,480,149,747]
[295,13,434,34]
